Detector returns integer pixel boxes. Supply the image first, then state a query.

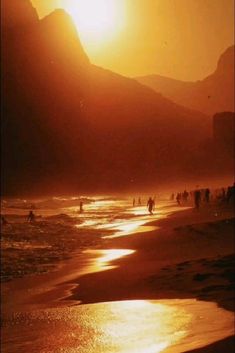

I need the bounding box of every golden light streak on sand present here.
[3,299,234,353]
[83,249,135,272]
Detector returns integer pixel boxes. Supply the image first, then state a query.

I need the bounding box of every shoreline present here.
[0,199,179,284]
[2,201,235,353]
[68,206,234,308]
[67,205,234,353]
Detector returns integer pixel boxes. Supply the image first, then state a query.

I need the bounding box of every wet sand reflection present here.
[84,249,135,271]
[2,299,234,353]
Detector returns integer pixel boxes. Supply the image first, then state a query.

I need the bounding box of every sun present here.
[61,0,125,51]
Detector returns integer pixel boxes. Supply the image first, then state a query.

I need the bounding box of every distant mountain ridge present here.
[136,46,235,116]
[2,0,227,195]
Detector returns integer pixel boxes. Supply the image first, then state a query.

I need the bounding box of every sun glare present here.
[61,0,125,51]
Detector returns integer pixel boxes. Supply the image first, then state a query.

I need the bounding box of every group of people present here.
[132,197,156,215]
[1,201,86,227]
[2,185,234,227]
[173,190,190,205]
[1,210,36,226]
[132,197,142,207]
[173,183,235,210]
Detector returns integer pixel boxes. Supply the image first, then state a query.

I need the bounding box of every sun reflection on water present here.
[83,249,135,272]
[96,249,135,263]
[100,300,191,353]
[101,219,146,232]
[56,299,194,353]
[3,298,234,353]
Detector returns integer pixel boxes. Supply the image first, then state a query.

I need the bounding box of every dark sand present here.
[185,336,235,353]
[1,215,110,282]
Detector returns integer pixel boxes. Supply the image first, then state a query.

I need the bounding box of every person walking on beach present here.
[221,188,226,202]
[79,201,84,213]
[226,183,235,204]
[147,197,155,215]
[176,193,181,205]
[183,190,189,203]
[27,210,35,223]
[205,188,210,203]
[1,216,8,226]
[194,190,201,210]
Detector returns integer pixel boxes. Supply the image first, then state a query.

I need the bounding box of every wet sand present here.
[2,299,234,353]
[70,206,234,306]
[68,205,235,352]
[1,200,235,353]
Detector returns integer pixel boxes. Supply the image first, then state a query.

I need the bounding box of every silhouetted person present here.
[190,191,194,200]
[221,188,226,201]
[138,197,141,206]
[133,198,136,207]
[170,193,175,201]
[183,190,189,202]
[226,183,235,204]
[194,190,201,209]
[231,182,235,200]
[147,197,155,215]
[176,193,181,205]
[79,201,84,213]
[1,216,8,226]
[27,211,35,223]
[205,188,210,203]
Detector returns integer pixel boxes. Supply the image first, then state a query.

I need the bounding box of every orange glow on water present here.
[97,249,135,264]
[101,220,157,238]
[84,249,135,272]
[4,299,234,352]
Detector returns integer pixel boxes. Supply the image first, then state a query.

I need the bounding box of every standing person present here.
[183,190,189,202]
[138,197,142,206]
[176,193,181,205]
[27,210,35,223]
[1,216,8,226]
[190,191,194,201]
[133,198,136,207]
[79,201,84,213]
[171,193,175,201]
[221,188,226,202]
[205,188,210,203]
[194,190,201,210]
[147,197,155,215]
[226,183,235,204]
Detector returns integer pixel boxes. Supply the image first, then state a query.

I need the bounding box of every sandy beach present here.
[1,197,235,353]
[2,1,234,352]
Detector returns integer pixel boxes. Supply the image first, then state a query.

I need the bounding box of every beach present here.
[1,196,234,353]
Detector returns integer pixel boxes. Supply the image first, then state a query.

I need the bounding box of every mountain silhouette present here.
[136,46,234,116]
[1,0,38,30]
[2,0,220,195]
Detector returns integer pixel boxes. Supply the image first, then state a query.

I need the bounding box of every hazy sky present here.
[31,0,234,81]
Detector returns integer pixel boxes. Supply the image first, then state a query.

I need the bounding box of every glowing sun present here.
[61,0,124,50]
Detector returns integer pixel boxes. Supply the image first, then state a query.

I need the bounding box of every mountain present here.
[2,1,215,195]
[136,46,235,116]
[1,0,39,36]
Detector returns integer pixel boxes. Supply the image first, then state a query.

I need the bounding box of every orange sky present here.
[31,0,234,81]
